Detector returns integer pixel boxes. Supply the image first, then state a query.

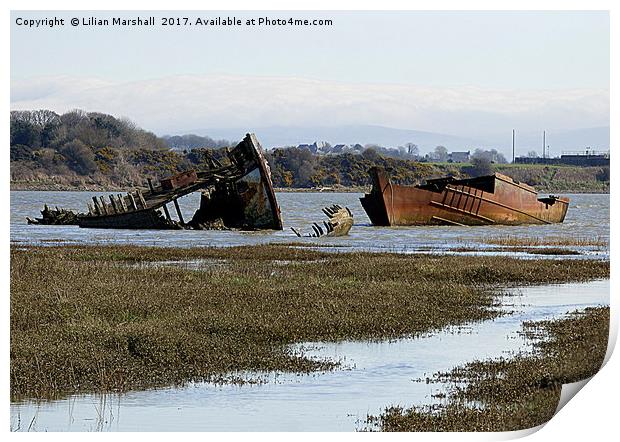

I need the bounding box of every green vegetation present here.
[10,110,233,190]
[10,244,608,400]
[10,109,609,192]
[368,306,609,431]
[265,151,608,193]
[496,164,609,193]
[266,148,463,187]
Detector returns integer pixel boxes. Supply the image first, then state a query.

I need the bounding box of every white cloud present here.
[10,75,609,137]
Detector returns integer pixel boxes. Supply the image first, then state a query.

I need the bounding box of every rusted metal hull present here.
[360,167,569,226]
[72,133,282,230]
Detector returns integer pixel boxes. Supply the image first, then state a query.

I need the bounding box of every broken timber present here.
[29,134,283,231]
[291,205,353,238]
[26,205,80,226]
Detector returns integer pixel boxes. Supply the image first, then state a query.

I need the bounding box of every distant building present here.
[297,141,331,154]
[559,149,610,166]
[514,149,609,166]
[297,143,315,152]
[449,151,470,163]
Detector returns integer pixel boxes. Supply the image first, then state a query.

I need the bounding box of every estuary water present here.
[9,191,610,431]
[10,191,610,258]
[10,279,609,431]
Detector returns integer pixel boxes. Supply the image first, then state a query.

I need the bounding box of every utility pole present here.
[542,131,546,159]
[512,129,515,163]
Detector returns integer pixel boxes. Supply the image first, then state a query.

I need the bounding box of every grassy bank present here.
[10,180,131,192]
[370,306,609,432]
[496,164,609,193]
[11,163,609,194]
[10,244,609,400]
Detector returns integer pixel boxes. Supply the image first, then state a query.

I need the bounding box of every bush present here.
[60,140,98,175]
[468,157,493,177]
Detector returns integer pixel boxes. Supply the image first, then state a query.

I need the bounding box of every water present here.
[10,279,609,432]
[10,191,610,257]
[9,191,610,430]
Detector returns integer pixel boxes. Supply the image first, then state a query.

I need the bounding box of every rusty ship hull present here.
[360,167,569,226]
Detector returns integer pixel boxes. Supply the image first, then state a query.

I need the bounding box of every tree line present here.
[10,109,507,189]
[264,147,496,188]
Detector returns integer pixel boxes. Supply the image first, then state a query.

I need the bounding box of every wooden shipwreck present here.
[360,167,569,226]
[291,205,353,238]
[30,134,283,231]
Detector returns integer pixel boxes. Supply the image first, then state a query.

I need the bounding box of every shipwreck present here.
[28,134,283,231]
[291,205,354,238]
[360,167,569,226]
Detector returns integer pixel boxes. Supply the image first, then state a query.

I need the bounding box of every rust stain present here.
[360,167,569,226]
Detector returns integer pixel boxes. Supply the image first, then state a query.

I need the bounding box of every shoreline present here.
[9,183,611,194]
[10,244,609,401]
[369,306,609,432]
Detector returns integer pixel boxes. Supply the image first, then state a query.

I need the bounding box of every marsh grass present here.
[484,235,608,248]
[10,244,609,400]
[450,246,582,256]
[370,307,609,431]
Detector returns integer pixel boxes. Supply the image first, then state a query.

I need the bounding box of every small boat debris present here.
[26,205,80,226]
[28,134,283,231]
[291,205,353,237]
[360,167,569,226]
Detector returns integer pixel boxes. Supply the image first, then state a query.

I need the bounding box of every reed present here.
[369,306,609,431]
[10,244,609,400]
[484,235,608,248]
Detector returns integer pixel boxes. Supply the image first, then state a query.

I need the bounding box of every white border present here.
[3,1,616,440]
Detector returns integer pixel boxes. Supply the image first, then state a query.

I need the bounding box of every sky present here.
[10,10,610,144]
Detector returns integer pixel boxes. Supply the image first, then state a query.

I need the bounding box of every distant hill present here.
[182,124,610,157]
[186,125,482,151]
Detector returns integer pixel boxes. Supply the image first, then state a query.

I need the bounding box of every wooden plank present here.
[136,190,147,209]
[99,196,108,215]
[91,197,101,215]
[108,195,118,214]
[162,204,172,221]
[117,194,127,212]
[173,198,185,224]
[127,193,137,211]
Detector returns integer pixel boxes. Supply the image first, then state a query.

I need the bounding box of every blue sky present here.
[10,10,610,139]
